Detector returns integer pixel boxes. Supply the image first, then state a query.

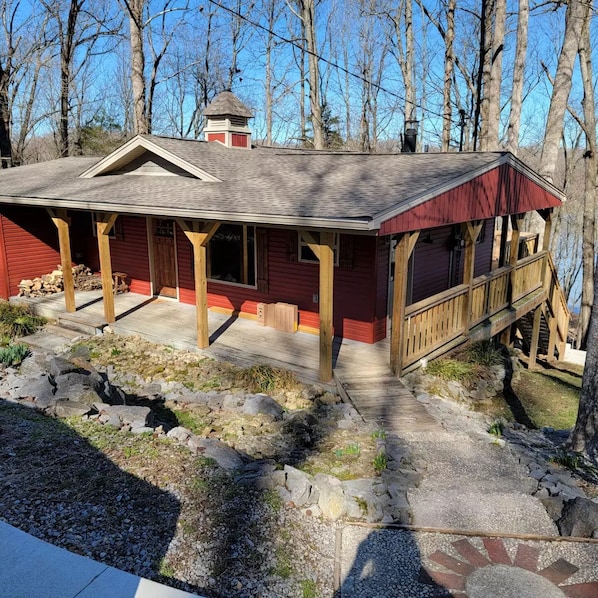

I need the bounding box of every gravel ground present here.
[0,400,336,597]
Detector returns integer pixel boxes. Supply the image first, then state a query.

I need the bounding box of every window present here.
[91,213,123,240]
[299,232,339,265]
[208,224,256,286]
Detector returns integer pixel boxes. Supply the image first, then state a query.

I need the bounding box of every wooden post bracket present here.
[95,212,119,323]
[47,208,76,313]
[176,219,221,349]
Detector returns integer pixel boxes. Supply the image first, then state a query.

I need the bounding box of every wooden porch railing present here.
[402,251,559,369]
[543,252,570,359]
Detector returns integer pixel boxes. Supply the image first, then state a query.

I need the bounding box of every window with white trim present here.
[299,232,339,265]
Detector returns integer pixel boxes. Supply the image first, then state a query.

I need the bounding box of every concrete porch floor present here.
[15,290,392,386]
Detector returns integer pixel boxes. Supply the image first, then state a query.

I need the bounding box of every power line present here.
[205,0,448,122]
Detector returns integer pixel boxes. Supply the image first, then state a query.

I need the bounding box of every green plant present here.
[354,496,368,515]
[122,445,140,458]
[487,421,504,437]
[110,347,122,356]
[237,363,298,393]
[465,340,504,367]
[426,358,476,384]
[0,343,30,366]
[550,449,583,471]
[371,429,387,440]
[372,451,387,473]
[333,443,360,458]
[174,409,207,434]
[0,301,46,338]
[300,579,318,598]
[158,558,175,578]
[264,488,283,512]
[272,545,293,579]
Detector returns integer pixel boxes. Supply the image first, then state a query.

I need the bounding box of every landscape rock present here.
[167,426,192,442]
[54,399,93,418]
[284,465,313,508]
[558,498,598,537]
[102,405,152,428]
[242,394,284,420]
[53,384,104,406]
[12,376,55,402]
[187,436,243,470]
[315,473,345,521]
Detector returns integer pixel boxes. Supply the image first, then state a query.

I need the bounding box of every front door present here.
[152,219,177,298]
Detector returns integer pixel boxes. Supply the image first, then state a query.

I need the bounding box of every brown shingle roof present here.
[0,136,563,231]
[203,91,253,118]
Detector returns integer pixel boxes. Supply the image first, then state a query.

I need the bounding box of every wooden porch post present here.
[461,221,483,334]
[390,231,419,376]
[508,214,524,304]
[538,208,553,285]
[498,216,509,268]
[300,230,335,382]
[176,220,221,349]
[47,208,75,313]
[529,304,542,370]
[95,213,118,323]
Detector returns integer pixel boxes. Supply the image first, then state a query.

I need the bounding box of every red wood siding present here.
[70,213,151,295]
[373,237,389,342]
[177,227,380,343]
[0,207,61,298]
[231,134,248,148]
[110,216,151,295]
[380,164,562,235]
[207,133,225,144]
[409,220,494,304]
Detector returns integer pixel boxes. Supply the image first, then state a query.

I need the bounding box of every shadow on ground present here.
[0,399,180,581]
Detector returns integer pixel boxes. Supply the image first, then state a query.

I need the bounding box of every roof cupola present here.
[203,91,253,150]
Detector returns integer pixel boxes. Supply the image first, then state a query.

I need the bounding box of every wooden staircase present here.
[516,253,570,361]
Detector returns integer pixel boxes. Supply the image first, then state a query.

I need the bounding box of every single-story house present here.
[0,92,569,381]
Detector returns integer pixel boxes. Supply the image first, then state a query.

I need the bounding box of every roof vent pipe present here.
[401,118,418,153]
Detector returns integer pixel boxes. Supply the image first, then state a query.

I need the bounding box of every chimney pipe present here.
[401,118,418,153]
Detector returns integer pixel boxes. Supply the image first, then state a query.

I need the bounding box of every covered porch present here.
[18,289,391,387]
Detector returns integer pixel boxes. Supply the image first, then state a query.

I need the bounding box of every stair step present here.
[58,315,105,336]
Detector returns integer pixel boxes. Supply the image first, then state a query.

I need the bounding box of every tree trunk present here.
[486,0,505,150]
[506,0,528,154]
[0,64,11,167]
[576,3,596,349]
[441,0,455,151]
[301,0,323,149]
[127,0,149,135]
[568,259,598,461]
[540,0,589,183]
[476,0,494,150]
[58,0,83,158]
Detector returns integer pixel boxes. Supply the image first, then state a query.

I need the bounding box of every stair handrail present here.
[545,251,570,357]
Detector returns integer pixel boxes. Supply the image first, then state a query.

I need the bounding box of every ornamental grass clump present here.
[236,363,299,393]
[0,343,30,366]
[0,300,46,338]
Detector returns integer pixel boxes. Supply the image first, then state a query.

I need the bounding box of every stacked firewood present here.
[18,264,102,297]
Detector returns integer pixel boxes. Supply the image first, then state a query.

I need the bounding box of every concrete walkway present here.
[0,521,201,598]
[406,430,558,535]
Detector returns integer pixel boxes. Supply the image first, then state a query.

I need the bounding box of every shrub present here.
[0,301,46,338]
[236,363,298,393]
[487,421,504,437]
[0,343,30,366]
[426,358,476,383]
[465,340,504,367]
